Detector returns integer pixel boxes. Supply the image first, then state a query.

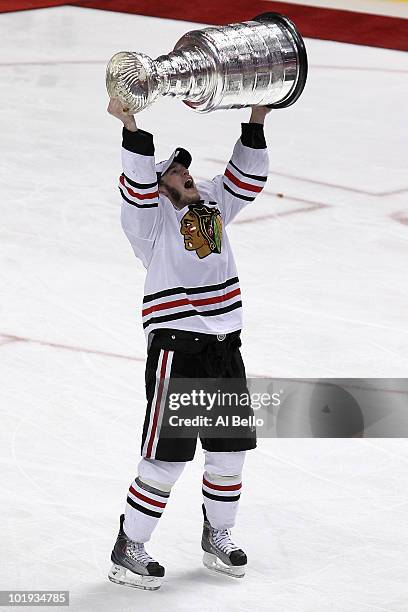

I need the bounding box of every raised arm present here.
[108,98,162,267]
[215,106,271,225]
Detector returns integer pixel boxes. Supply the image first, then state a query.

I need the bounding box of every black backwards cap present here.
[155,147,192,180]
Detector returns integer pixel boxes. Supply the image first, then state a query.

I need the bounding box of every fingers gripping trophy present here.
[106,14,307,591]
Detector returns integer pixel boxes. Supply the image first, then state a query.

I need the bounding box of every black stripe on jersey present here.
[143,300,242,329]
[229,160,267,182]
[119,187,159,209]
[143,276,239,304]
[223,183,256,202]
[126,496,162,518]
[122,173,158,190]
[202,489,241,503]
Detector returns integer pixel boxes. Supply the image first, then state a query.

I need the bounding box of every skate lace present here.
[127,542,155,566]
[211,528,239,555]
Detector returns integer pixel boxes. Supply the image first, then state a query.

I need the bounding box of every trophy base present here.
[253,13,308,109]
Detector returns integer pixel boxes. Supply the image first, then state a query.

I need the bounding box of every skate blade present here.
[202,552,245,578]
[108,564,161,590]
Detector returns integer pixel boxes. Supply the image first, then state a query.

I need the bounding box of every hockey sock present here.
[124,457,186,543]
[202,450,246,529]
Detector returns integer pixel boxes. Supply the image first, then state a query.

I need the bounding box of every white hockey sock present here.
[124,457,186,543]
[202,472,242,529]
[202,450,246,530]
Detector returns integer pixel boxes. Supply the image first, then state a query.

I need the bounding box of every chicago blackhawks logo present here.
[180,203,222,259]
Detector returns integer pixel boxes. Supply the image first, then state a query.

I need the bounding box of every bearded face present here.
[159,162,200,209]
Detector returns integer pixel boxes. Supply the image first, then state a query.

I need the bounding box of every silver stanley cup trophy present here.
[106,13,308,113]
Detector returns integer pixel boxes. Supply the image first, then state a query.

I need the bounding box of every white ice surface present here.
[1,6,408,612]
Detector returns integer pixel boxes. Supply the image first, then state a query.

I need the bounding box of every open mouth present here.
[184,178,194,189]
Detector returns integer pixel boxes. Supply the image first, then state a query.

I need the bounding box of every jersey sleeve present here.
[212,122,269,225]
[119,127,162,267]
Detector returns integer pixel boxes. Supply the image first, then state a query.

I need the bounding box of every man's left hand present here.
[249,106,272,124]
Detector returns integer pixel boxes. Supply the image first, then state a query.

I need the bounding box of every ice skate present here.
[201,505,247,578]
[108,514,165,590]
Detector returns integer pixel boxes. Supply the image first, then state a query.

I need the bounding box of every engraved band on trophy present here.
[106,13,308,114]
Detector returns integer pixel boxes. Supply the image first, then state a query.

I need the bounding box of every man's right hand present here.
[107,97,137,132]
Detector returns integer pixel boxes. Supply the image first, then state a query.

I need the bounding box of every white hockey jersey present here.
[119,123,269,340]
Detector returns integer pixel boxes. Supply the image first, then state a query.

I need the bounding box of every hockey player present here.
[107,97,270,590]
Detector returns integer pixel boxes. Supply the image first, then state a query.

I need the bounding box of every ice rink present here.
[1,5,408,611]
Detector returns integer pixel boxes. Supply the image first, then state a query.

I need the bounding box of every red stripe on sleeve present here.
[120,174,159,200]
[224,168,263,193]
